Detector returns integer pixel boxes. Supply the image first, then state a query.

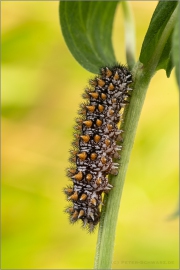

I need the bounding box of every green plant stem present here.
[94,63,150,269]
[94,5,178,270]
[121,1,136,69]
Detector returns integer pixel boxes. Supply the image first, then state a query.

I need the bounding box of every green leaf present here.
[166,52,174,78]
[59,1,119,74]
[172,4,180,88]
[139,1,178,72]
[156,33,174,77]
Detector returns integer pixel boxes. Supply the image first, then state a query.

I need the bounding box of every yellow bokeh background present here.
[1,1,179,269]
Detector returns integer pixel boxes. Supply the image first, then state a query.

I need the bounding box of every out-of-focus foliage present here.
[1,1,179,269]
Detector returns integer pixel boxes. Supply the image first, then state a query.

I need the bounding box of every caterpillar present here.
[64,64,133,232]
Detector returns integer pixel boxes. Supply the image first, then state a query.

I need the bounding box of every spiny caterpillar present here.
[64,65,133,232]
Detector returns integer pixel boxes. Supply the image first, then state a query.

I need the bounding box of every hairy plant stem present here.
[94,5,178,269]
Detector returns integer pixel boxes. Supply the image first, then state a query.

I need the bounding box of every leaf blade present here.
[172,4,180,88]
[60,1,119,73]
[139,1,178,73]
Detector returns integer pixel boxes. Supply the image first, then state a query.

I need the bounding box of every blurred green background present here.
[1,1,179,269]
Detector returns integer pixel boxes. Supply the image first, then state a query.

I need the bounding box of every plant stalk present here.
[94,63,150,269]
[121,1,136,69]
[94,5,178,269]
